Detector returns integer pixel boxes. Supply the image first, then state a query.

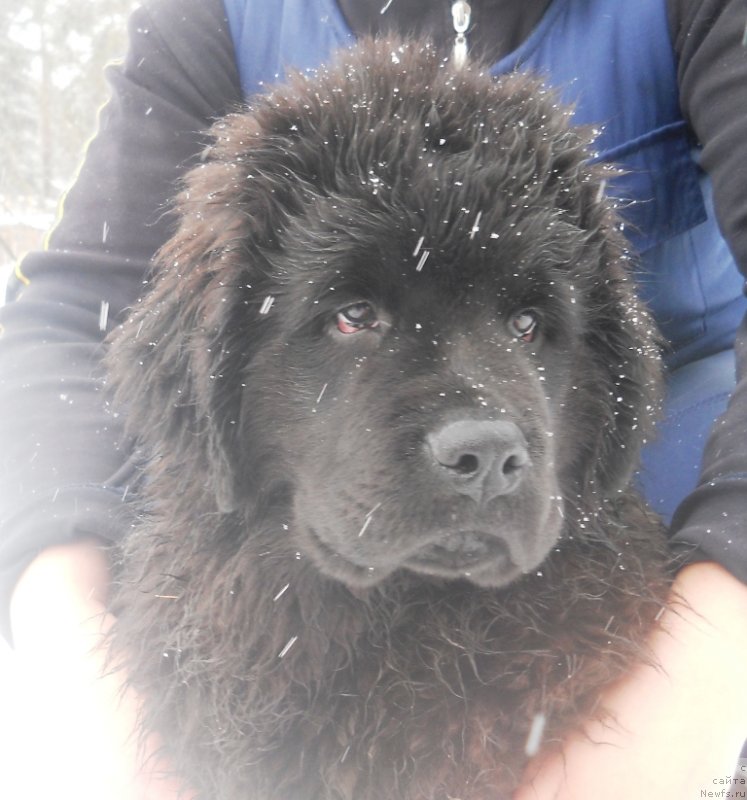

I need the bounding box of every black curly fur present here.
[106,39,674,799]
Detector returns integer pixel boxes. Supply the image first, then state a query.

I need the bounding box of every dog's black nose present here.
[426,420,530,504]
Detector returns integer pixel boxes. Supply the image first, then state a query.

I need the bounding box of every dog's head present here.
[108,40,661,590]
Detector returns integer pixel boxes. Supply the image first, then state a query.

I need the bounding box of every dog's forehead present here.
[283,185,582,291]
[278,201,577,331]
[253,88,598,291]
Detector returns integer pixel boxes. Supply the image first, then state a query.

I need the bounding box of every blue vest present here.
[223,0,746,519]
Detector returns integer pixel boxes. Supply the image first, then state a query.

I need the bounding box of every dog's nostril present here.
[502,453,524,475]
[453,453,479,474]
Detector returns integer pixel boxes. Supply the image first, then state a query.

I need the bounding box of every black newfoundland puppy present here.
[107,39,674,800]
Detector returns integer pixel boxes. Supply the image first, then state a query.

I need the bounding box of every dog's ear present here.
[570,218,664,498]
[534,130,664,500]
[105,112,307,513]
[589,285,663,496]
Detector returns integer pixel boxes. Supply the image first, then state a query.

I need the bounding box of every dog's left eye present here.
[336,302,380,335]
[509,309,539,343]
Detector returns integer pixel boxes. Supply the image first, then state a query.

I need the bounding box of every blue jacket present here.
[223,0,747,518]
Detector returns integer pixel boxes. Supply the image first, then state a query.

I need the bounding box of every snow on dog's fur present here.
[106,39,674,800]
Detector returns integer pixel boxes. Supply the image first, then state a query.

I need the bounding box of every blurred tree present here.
[0,0,136,211]
[0,7,40,203]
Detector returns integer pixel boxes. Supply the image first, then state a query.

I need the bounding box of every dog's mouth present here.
[301,522,522,588]
[404,531,516,583]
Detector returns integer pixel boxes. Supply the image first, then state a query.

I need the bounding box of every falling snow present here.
[278,636,298,658]
[259,295,275,315]
[469,210,482,239]
[524,713,546,757]
[273,584,290,602]
[357,515,373,538]
[99,300,110,331]
[415,249,430,272]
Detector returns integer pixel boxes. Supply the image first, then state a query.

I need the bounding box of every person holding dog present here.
[3,1,747,798]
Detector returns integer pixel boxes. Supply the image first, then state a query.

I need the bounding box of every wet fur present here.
[106,40,674,799]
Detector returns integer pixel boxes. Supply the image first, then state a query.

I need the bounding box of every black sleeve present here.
[666,0,747,580]
[0,0,242,640]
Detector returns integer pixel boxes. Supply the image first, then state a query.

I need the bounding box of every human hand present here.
[9,538,194,800]
[513,561,747,800]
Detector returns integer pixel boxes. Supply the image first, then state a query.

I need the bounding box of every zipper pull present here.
[451,0,472,68]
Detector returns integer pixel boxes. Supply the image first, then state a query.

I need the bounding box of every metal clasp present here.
[451,0,471,33]
[451,1,472,68]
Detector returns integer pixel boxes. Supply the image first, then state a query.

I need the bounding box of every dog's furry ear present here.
[105,113,306,512]
[589,285,662,496]
[531,124,664,499]
[570,209,664,498]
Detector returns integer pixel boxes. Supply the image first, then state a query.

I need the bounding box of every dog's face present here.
[250,203,589,588]
[109,41,661,592]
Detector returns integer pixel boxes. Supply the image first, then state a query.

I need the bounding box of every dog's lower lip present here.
[407,531,510,572]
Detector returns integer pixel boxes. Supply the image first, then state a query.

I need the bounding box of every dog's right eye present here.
[335,302,380,335]
[508,309,539,343]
